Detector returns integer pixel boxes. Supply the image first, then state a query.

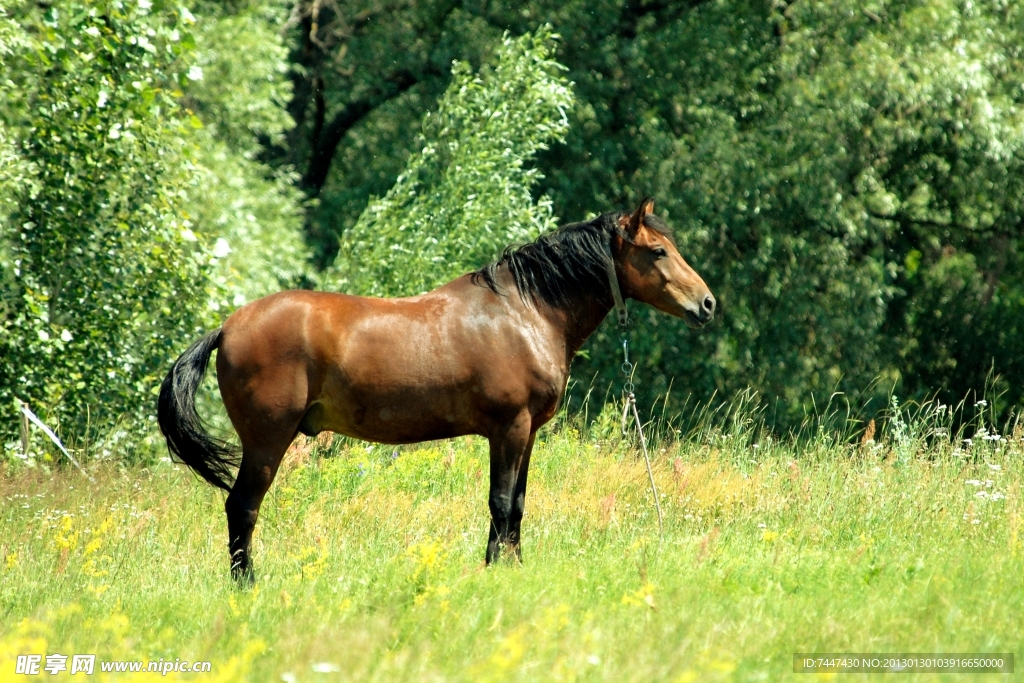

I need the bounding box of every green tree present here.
[0,0,209,445]
[0,3,28,288]
[327,28,572,297]
[525,0,1024,424]
[184,0,312,310]
[636,0,1024,419]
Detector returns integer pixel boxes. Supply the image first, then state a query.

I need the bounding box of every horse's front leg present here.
[486,412,533,564]
[507,430,536,562]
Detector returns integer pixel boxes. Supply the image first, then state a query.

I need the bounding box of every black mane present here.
[471,211,629,308]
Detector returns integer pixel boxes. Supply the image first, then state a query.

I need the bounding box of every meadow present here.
[1,401,1022,682]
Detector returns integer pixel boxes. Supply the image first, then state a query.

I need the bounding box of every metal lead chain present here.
[620,334,634,396]
[619,333,633,431]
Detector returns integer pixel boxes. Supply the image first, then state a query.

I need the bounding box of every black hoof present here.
[231,558,255,588]
[485,541,522,566]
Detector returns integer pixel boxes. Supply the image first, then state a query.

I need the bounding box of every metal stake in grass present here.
[619,333,664,539]
[623,391,664,538]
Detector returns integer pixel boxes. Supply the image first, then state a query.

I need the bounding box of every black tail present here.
[157,329,240,491]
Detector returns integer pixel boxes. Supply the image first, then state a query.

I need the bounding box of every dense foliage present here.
[276,0,1024,425]
[4,0,1024,448]
[0,0,208,444]
[185,0,311,310]
[328,29,571,297]
[606,0,1024,422]
[0,0,310,449]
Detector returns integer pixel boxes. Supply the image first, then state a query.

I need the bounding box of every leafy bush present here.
[0,0,209,447]
[327,27,572,297]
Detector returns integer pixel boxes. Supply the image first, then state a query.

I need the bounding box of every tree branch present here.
[982,233,1010,307]
[301,69,422,193]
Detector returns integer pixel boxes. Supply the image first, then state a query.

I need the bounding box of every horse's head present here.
[615,198,715,328]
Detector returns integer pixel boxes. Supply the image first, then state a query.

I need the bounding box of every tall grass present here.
[1,396,1022,681]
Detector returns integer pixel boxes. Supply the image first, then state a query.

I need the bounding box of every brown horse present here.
[158,198,714,582]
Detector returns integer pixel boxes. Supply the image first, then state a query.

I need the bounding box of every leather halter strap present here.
[604,240,629,327]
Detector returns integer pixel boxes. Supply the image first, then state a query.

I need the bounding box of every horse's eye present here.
[653,247,668,258]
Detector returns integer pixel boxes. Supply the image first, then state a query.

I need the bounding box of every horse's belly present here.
[313,374,482,444]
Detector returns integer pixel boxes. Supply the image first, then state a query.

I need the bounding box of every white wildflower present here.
[212,237,231,258]
[311,663,339,673]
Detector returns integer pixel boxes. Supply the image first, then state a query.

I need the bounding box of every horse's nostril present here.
[703,295,716,314]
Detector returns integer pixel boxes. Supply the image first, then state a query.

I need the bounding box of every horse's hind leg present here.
[225,431,295,585]
[218,341,311,584]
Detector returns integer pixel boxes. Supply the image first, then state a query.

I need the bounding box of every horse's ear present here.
[624,197,655,239]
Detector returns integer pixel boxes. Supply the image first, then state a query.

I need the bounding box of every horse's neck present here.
[485,262,615,358]
[548,291,615,358]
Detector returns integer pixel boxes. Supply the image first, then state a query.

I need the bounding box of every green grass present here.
[1,414,1022,682]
